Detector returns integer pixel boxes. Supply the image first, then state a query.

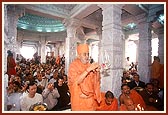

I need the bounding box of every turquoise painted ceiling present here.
[17,13,66,33]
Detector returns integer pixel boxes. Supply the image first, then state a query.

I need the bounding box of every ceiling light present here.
[158,14,164,24]
[37,29,42,32]
[46,29,51,32]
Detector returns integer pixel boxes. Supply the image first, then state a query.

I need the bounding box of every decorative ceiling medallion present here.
[17,13,66,33]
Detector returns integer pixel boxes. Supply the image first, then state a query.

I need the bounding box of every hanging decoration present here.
[100,49,111,77]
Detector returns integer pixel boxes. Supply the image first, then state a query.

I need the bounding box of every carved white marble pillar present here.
[157,28,164,64]
[16,37,23,54]
[40,38,46,63]
[124,35,129,69]
[59,42,65,56]
[54,43,60,57]
[63,18,81,73]
[6,5,18,53]
[6,5,25,56]
[96,27,102,62]
[4,5,8,73]
[4,5,25,72]
[38,43,41,57]
[134,40,139,63]
[51,45,56,57]
[98,4,123,98]
[136,13,152,83]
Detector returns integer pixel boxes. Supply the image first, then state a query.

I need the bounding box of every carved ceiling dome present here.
[17,13,66,32]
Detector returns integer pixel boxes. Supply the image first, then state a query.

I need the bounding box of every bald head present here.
[124,98,135,111]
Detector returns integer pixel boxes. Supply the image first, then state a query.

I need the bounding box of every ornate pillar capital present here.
[63,18,81,38]
[63,18,81,28]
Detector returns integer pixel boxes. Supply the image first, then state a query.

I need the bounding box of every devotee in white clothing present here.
[20,81,43,111]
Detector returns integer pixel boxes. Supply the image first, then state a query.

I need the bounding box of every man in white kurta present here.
[20,82,43,111]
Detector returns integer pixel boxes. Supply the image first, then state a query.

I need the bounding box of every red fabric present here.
[68,58,101,111]
[96,92,118,111]
[7,56,16,76]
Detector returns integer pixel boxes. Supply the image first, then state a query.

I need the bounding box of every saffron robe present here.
[128,90,146,109]
[68,58,101,111]
[159,64,164,88]
[120,104,157,111]
[96,92,118,111]
[120,89,146,110]
[56,55,61,65]
[151,60,161,80]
